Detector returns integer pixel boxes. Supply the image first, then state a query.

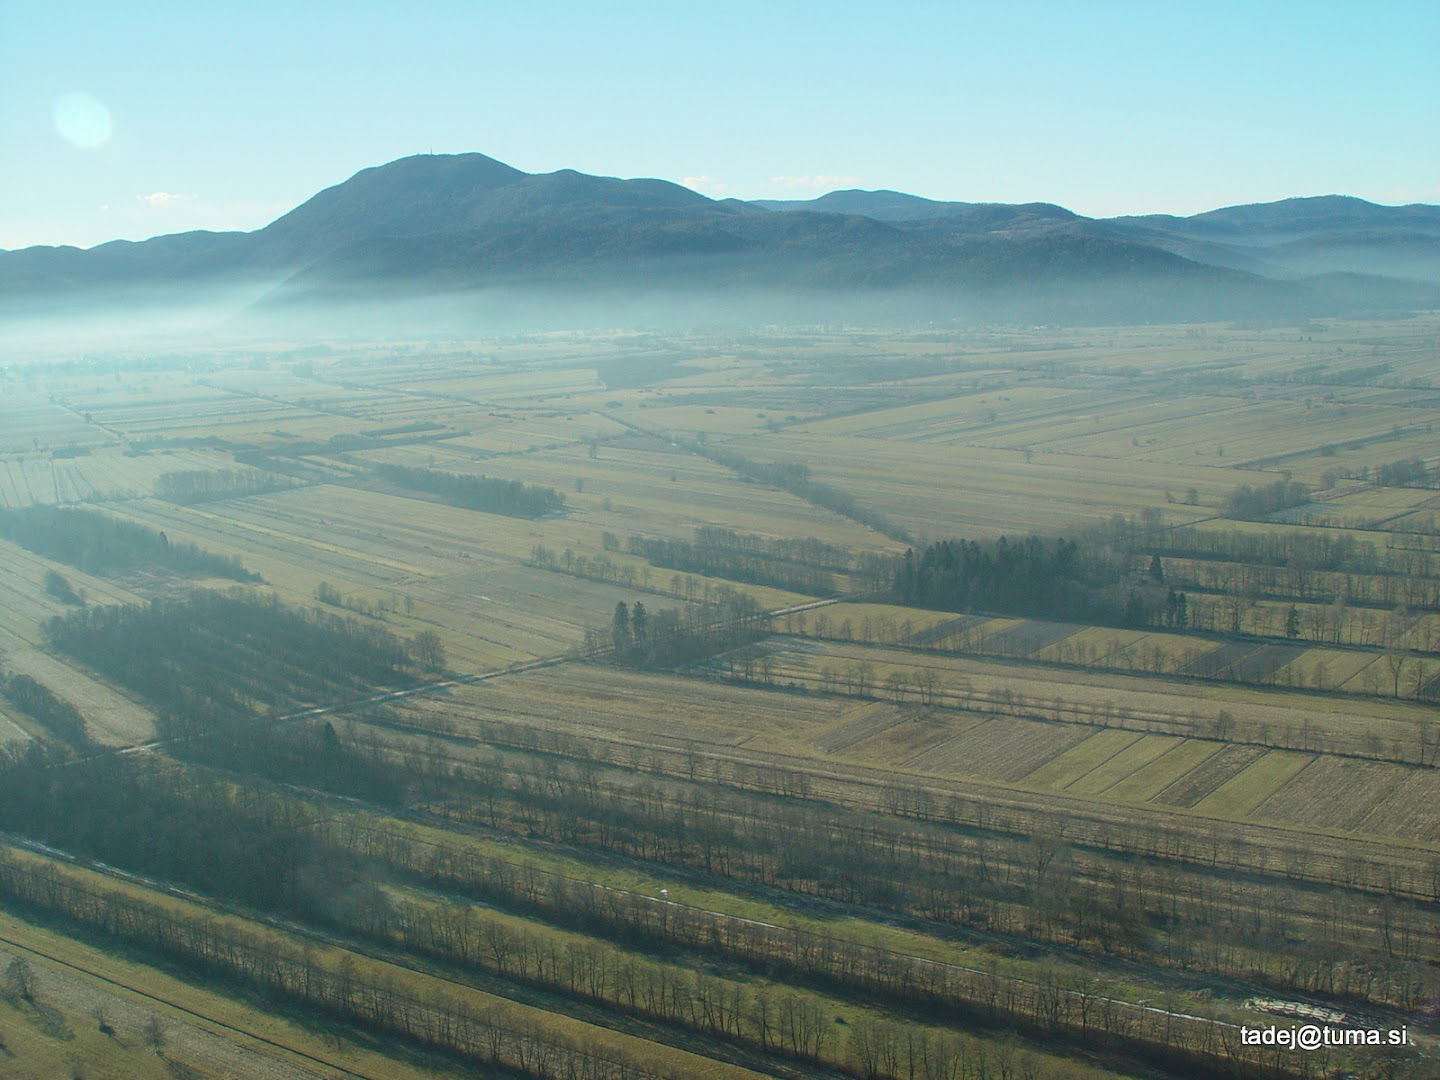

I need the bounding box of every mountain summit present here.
[255,153,720,265]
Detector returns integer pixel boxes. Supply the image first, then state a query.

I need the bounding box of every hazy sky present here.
[3,0,1437,249]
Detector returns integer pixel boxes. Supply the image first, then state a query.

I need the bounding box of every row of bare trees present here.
[739,651,1440,767]
[324,819,1339,1078]
[353,726,1440,1012]
[0,854,673,1080]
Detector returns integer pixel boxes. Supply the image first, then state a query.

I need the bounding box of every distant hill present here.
[1105,196,1440,284]
[0,230,252,293]
[1118,195,1440,239]
[752,189,978,221]
[253,153,720,265]
[3,154,1436,328]
[253,152,526,263]
[752,189,1079,232]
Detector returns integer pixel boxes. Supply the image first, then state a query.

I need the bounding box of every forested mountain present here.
[3,153,1437,325]
[1103,196,1440,284]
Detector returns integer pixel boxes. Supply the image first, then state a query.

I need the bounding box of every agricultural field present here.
[783,598,1440,705]
[1281,484,1440,528]
[794,385,1423,470]
[98,487,810,669]
[402,649,1440,843]
[353,435,901,549]
[0,392,111,454]
[52,381,374,446]
[0,316,1437,1078]
[714,431,1226,538]
[0,447,250,508]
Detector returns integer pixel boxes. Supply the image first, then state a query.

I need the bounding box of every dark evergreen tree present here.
[612,602,631,658]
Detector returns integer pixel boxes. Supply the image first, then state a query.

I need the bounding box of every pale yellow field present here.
[356,438,903,550]
[716,431,1228,538]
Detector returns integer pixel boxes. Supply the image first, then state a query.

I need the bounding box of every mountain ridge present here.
[4,152,1437,326]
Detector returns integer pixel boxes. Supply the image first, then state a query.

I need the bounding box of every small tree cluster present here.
[593,593,763,670]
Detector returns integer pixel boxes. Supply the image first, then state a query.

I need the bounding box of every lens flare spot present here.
[54,92,112,149]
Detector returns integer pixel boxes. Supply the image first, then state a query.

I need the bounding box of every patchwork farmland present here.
[0,316,1437,1078]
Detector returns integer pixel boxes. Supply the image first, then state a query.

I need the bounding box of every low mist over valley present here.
[3,4,1439,1078]
[5,151,1439,348]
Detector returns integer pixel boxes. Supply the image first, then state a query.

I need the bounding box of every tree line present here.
[0,847,1129,1080]
[1374,456,1438,488]
[0,664,1420,1076]
[673,436,911,543]
[893,535,1167,626]
[45,589,423,727]
[622,526,888,596]
[0,673,89,747]
[358,722,1438,1016]
[0,748,1163,1078]
[153,467,302,504]
[744,638,1438,766]
[1121,516,1434,579]
[0,852,678,1080]
[593,593,764,670]
[788,601,1440,710]
[333,819,1310,1079]
[0,742,1321,1079]
[0,752,322,911]
[1221,480,1312,521]
[400,689,1440,905]
[373,464,565,518]
[0,505,255,580]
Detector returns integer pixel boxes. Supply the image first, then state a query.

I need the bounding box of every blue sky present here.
[3,0,1437,249]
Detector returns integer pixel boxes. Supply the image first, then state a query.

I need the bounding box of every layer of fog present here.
[1,274,1430,362]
